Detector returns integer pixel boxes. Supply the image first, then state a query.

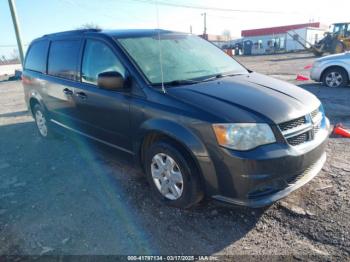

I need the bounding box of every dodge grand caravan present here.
[22,29,331,208]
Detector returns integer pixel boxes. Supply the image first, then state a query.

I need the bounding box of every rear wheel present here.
[144,140,203,208]
[33,104,53,138]
[322,67,348,88]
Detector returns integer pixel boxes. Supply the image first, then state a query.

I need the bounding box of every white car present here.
[310,52,350,87]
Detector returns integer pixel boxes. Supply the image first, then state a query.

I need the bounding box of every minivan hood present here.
[168,72,320,124]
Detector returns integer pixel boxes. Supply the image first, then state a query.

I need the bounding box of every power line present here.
[207,14,237,20]
[127,0,297,14]
[60,0,149,24]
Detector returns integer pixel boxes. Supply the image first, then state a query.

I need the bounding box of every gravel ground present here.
[0,52,349,260]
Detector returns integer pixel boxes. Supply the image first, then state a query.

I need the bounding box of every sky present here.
[1,0,350,57]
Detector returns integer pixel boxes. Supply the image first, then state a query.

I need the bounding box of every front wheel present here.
[322,67,349,88]
[144,141,203,209]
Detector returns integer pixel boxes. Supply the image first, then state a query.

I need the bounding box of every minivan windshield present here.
[117,34,248,85]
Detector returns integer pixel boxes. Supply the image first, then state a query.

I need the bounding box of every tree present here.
[77,23,102,30]
[222,30,232,41]
[10,49,20,62]
[1,55,7,63]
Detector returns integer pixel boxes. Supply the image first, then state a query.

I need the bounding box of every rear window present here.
[48,40,81,80]
[24,40,49,73]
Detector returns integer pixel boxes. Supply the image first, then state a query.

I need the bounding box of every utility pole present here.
[201,12,207,39]
[8,0,24,66]
[190,25,193,34]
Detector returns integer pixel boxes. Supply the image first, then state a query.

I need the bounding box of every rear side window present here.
[48,40,81,80]
[24,41,49,73]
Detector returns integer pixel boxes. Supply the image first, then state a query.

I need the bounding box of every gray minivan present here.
[23,29,331,208]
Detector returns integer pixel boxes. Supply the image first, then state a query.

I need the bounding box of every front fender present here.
[320,61,350,79]
[136,118,209,157]
[135,118,219,195]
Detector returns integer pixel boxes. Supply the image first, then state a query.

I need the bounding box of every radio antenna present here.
[155,0,166,94]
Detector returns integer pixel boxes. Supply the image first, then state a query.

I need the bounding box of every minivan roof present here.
[40,29,180,40]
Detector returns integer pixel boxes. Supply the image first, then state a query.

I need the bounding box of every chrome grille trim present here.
[278,107,323,147]
[282,123,313,139]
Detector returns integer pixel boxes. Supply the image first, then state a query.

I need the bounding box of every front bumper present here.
[310,66,323,82]
[213,153,326,207]
[209,118,330,208]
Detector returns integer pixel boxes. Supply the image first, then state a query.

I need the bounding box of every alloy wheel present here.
[325,72,343,87]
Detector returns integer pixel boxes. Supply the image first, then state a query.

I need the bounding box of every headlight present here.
[213,123,276,151]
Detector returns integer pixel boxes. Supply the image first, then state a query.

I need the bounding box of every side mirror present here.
[97,71,125,91]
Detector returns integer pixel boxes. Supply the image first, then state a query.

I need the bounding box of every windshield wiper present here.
[201,73,245,82]
[152,79,200,87]
[152,73,246,87]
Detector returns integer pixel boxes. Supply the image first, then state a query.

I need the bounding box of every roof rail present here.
[42,29,101,38]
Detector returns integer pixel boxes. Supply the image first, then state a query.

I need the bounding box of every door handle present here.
[63,88,73,95]
[75,91,87,99]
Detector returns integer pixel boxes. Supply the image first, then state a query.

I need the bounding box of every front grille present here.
[287,132,308,146]
[278,116,306,132]
[279,107,323,147]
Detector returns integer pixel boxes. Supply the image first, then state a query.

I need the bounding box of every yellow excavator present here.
[288,22,350,56]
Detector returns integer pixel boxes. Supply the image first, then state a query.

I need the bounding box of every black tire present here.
[330,40,345,54]
[144,140,203,209]
[322,67,349,88]
[32,103,54,138]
